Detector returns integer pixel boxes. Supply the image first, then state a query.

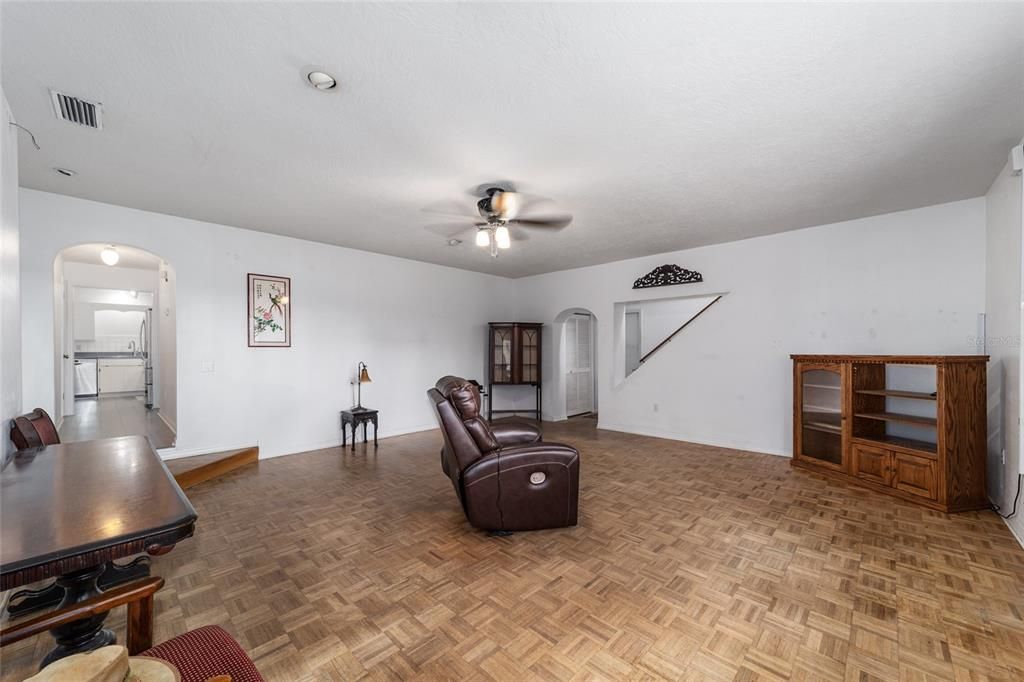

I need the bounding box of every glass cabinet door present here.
[520,327,539,383]
[798,366,844,467]
[492,327,513,383]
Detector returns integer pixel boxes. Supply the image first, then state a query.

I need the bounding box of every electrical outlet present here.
[653,403,659,413]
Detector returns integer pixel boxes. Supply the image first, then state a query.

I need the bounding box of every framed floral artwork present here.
[247,273,291,347]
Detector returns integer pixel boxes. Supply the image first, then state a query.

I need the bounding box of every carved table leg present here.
[40,565,116,669]
[97,556,151,591]
[6,581,65,617]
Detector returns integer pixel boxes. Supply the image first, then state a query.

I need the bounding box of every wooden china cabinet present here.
[487,323,542,422]
[792,354,988,512]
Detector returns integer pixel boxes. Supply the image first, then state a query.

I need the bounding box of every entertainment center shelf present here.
[802,412,841,434]
[791,354,987,512]
[855,411,937,427]
[854,389,936,400]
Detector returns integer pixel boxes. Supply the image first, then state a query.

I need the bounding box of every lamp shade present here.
[359,366,372,383]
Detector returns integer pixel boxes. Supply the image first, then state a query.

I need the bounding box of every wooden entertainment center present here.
[791,354,988,512]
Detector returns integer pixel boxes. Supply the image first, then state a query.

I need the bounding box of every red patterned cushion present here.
[139,625,264,682]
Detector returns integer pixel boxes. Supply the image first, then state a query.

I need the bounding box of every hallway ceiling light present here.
[100,246,119,266]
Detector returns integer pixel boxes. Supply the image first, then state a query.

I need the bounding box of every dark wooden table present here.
[1,436,197,667]
[340,408,378,450]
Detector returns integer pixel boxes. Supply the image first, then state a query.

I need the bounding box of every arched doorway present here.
[552,308,598,422]
[52,243,177,449]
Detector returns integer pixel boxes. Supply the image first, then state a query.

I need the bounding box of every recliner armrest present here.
[490,421,543,447]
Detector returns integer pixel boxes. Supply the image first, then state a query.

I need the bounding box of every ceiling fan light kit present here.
[494,225,511,249]
[426,184,573,259]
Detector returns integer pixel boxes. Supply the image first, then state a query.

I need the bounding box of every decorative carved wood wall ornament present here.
[632,264,703,289]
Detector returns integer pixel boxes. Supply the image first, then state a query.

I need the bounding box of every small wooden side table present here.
[340,408,378,450]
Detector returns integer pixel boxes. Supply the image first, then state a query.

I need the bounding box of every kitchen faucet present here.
[128,340,137,356]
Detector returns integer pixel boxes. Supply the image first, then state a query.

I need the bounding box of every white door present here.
[565,313,594,416]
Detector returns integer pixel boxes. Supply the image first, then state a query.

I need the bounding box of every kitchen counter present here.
[75,352,148,360]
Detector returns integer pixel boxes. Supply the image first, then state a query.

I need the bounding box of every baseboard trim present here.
[157,411,177,435]
[1003,516,1024,549]
[159,424,441,462]
[258,423,441,461]
[595,421,789,459]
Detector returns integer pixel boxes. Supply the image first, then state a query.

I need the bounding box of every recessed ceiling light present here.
[54,167,76,177]
[305,70,337,91]
[447,238,462,246]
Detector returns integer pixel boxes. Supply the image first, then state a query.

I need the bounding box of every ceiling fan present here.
[426,184,572,258]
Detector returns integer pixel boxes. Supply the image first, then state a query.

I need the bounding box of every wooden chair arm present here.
[1,576,164,653]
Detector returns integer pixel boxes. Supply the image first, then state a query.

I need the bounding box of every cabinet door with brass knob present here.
[852,443,892,486]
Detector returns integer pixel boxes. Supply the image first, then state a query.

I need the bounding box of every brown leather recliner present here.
[428,376,579,532]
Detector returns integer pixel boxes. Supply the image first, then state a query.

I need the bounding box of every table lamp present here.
[354,361,372,409]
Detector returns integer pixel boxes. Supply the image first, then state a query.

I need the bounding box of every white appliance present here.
[74,359,98,397]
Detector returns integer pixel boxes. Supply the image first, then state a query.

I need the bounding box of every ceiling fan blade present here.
[508,226,530,242]
[515,194,555,215]
[424,222,484,239]
[509,215,573,230]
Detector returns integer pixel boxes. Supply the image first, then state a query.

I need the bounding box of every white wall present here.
[985,150,1024,545]
[1,89,21,463]
[20,189,514,458]
[514,199,987,456]
[73,287,154,350]
[85,309,146,353]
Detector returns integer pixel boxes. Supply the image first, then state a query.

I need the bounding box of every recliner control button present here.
[529,472,546,485]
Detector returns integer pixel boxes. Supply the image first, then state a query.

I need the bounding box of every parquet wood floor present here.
[4,419,1024,681]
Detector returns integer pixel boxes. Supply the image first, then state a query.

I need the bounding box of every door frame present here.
[551,307,599,422]
[565,312,595,418]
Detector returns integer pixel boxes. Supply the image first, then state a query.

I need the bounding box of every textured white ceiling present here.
[3,2,1022,277]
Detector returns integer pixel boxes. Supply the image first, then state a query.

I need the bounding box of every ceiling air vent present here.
[50,90,103,129]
